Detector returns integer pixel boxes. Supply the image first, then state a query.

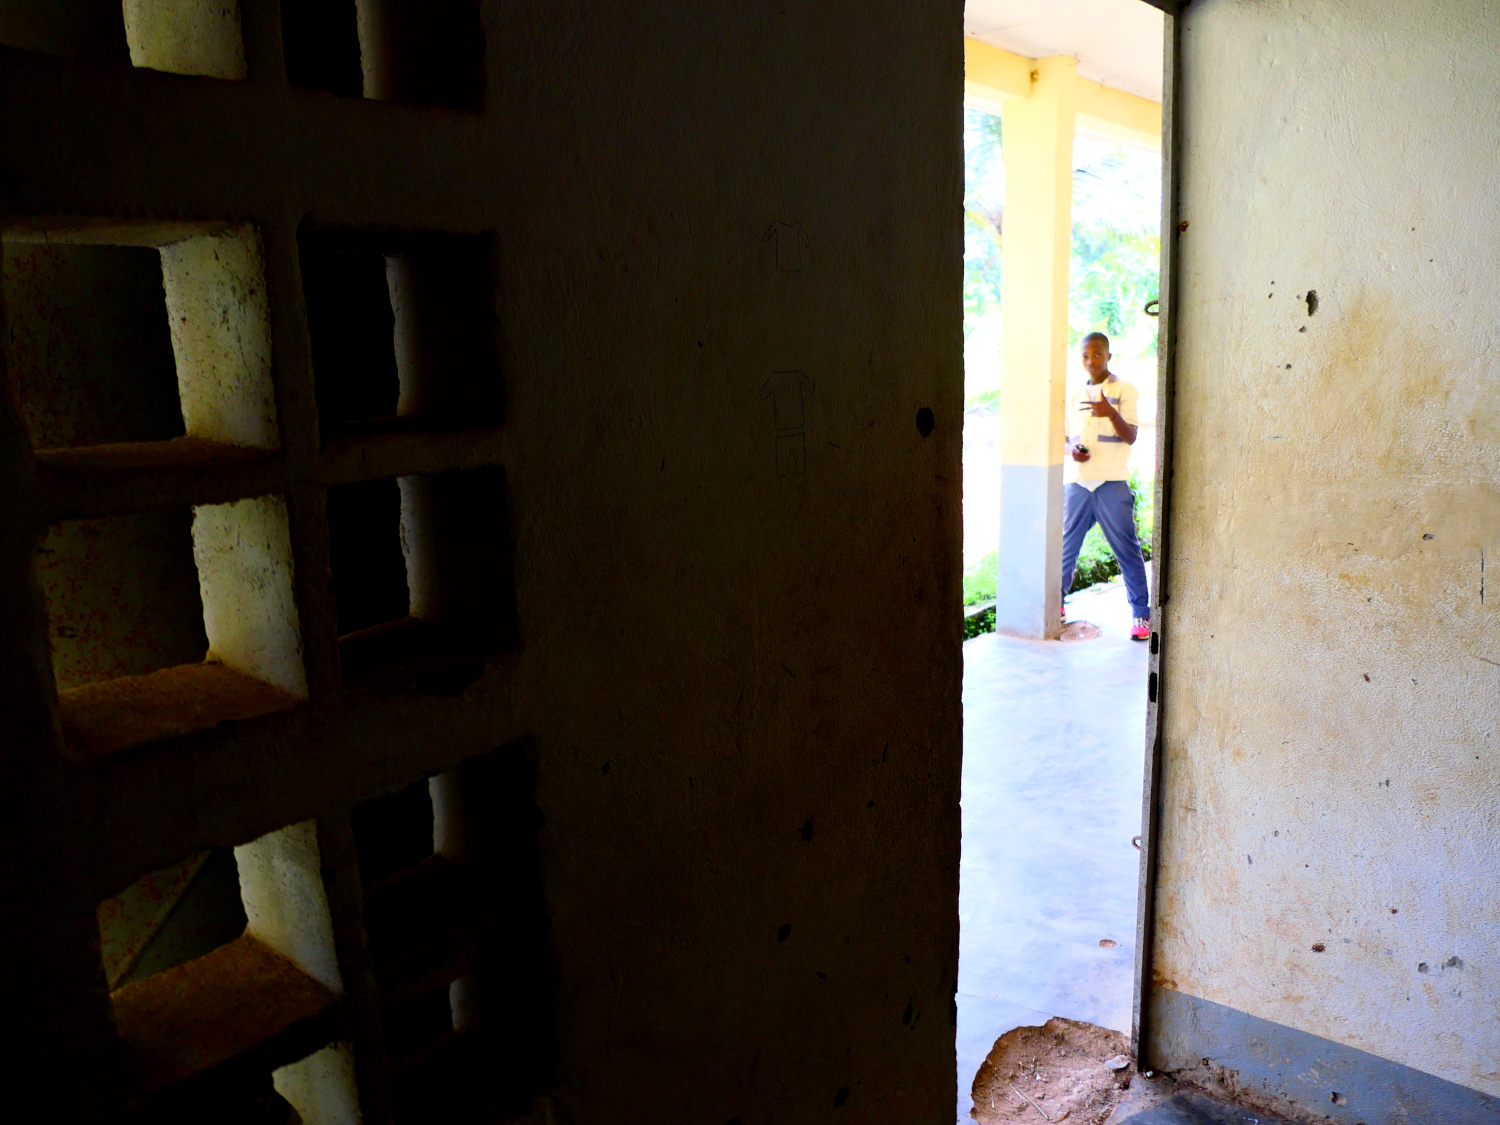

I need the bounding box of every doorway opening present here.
[956,2,1168,1122]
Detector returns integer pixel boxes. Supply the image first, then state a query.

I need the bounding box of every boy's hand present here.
[1089,391,1116,418]
[1071,446,1090,463]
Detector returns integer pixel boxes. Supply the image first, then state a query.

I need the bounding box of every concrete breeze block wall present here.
[0,2,964,1122]
[1151,2,1500,1122]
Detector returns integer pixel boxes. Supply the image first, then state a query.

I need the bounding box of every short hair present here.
[1082,331,1110,349]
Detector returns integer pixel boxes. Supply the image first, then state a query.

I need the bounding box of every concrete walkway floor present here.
[956,578,1150,1120]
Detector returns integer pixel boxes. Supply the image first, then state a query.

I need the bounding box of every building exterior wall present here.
[1151,2,1500,1121]
[0,2,964,1121]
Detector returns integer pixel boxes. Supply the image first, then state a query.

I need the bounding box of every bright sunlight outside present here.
[962,110,1163,632]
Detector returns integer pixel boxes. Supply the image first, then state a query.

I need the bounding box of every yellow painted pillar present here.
[996,56,1076,640]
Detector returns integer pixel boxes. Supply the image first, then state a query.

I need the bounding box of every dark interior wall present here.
[0,2,963,1121]
[488,5,965,1118]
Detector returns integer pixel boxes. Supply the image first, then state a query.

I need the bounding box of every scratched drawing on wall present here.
[764,221,811,273]
[761,370,814,477]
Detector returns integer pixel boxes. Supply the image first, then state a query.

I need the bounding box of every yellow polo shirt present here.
[1068,374,1139,487]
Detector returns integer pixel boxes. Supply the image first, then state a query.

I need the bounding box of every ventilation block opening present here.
[333,467,515,693]
[281,0,484,108]
[352,777,436,887]
[327,477,410,637]
[281,0,363,95]
[300,229,501,442]
[0,1,129,63]
[5,224,278,457]
[41,495,305,760]
[102,823,355,1119]
[4,242,184,450]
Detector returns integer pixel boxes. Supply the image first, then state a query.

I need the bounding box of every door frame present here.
[1131,0,1186,1060]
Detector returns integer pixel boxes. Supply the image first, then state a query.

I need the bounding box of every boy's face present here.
[1081,340,1110,380]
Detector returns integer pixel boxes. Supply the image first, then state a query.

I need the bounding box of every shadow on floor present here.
[1108,1074,1296,1125]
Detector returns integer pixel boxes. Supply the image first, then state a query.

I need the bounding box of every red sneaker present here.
[1131,617,1150,642]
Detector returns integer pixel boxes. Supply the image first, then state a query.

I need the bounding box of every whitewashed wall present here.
[1154,0,1500,1116]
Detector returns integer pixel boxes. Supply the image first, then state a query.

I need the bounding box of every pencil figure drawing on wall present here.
[761,369,814,477]
[764,221,812,273]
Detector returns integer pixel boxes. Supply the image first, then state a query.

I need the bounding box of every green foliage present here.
[964,387,1001,415]
[1069,527,1123,592]
[963,120,1162,355]
[964,607,996,641]
[964,550,998,607]
[1070,233,1159,345]
[963,108,1004,337]
[1069,144,1162,354]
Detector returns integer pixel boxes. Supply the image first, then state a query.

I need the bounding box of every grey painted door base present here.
[1147,988,1500,1125]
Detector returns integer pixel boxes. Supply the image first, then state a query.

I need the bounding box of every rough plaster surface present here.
[0,1,963,1121]
[1154,0,1500,1106]
[273,1040,363,1125]
[235,819,344,994]
[194,493,306,696]
[110,931,337,1094]
[162,227,277,450]
[58,661,298,758]
[123,0,247,80]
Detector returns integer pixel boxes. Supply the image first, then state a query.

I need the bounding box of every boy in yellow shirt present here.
[1064,332,1150,641]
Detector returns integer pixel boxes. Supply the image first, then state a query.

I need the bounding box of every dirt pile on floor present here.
[1060,621,1102,641]
[971,1017,1133,1124]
